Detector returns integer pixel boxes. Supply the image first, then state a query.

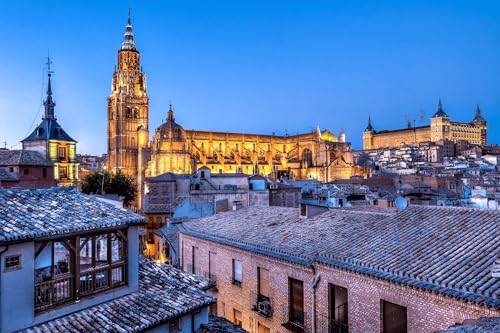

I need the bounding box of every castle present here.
[363,100,487,150]
[107,14,360,207]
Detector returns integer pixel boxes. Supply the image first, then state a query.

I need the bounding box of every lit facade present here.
[363,100,487,150]
[107,15,361,208]
[22,62,79,187]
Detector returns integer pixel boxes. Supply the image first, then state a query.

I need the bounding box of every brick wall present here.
[180,233,500,333]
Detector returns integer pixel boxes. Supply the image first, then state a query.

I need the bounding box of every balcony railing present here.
[280,304,305,332]
[318,313,349,333]
[250,291,273,317]
[80,263,126,297]
[203,271,217,284]
[185,263,202,276]
[35,275,74,312]
[35,263,127,312]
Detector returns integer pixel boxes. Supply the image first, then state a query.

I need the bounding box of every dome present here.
[154,105,186,143]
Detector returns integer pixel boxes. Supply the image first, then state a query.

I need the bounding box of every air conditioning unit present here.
[257,300,272,316]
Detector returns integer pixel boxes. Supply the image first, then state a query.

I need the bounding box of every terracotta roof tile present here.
[0,187,144,242]
[22,257,215,332]
[182,205,500,308]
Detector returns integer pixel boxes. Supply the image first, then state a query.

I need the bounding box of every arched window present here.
[301,148,313,168]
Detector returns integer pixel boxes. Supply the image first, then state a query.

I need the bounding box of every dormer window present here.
[36,128,44,136]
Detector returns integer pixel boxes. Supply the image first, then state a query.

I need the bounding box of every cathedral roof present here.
[432,99,449,118]
[121,10,136,51]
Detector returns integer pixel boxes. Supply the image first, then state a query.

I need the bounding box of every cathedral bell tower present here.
[107,10,149,179]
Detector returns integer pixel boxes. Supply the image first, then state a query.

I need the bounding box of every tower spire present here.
[43,56,56,120]
[365,115,374,132]
[472,105,485,122]
[167,104,175,121]
[121,9,136,51]
[432,98,448,118]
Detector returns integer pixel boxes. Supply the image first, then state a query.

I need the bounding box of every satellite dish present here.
[395,196,408,209]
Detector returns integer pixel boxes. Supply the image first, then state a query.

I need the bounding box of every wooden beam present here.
[35,241,49,259]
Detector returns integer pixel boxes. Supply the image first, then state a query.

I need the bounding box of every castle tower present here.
[430,99,451,142]
[472,105,487,145]
[362,116,375,149]
[107,11,149,179]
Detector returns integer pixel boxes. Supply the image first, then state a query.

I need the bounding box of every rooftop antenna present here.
[2,141,7,149]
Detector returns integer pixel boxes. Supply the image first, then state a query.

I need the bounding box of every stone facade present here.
[106,15,362,209]
[363,101,487,150]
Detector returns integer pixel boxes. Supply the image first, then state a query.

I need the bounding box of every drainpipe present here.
[0,245,9,333]
[310,266,321,333]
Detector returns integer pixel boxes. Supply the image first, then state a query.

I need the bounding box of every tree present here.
[81,170,136,207]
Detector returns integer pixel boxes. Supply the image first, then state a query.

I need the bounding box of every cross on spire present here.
[121,8,136,51]
[43,56,56,120]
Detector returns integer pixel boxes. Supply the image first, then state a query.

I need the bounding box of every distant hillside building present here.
[363,100,487,150]
[22,61,79,187]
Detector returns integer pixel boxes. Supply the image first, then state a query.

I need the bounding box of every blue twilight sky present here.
[0,0,499,154]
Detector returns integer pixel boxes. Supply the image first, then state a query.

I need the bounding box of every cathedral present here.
[107,14,360,207]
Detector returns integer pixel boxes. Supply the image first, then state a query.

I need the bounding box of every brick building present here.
[0,149,55,188]
[178,206,499,333]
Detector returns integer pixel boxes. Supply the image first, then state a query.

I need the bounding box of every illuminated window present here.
[58,147,66,159]
[59,166,68,179]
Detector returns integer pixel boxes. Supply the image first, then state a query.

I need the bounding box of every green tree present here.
[81,171,136,207]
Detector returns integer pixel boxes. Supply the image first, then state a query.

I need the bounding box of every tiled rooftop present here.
[22,257,215,332]
[0,187,144,242]
[435,317,500,332]
[0,149,52,167]
[182,205,500,308]
[197,315,249,333]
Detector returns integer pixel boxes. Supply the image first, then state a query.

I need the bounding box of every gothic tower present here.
[107,11,149,179]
